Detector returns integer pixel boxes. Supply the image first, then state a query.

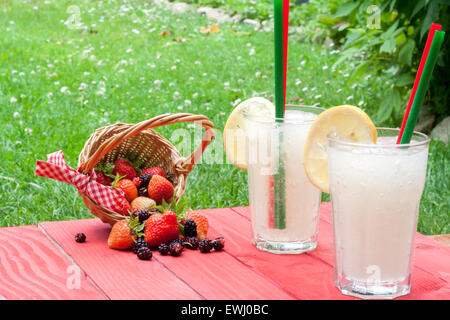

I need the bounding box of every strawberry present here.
[141,167,165,178]
[132,177,141,187]
[112,175,138,202]
[144,211,179,247]
[119,198,132,216]
[131,196,156,210]
[108,215,145,250]
[147,175,174,204]
[113,159,137,180]
[185,211,209,241]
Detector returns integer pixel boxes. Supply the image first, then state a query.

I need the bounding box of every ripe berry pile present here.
[98,190,226,261]
[94,156,174,216]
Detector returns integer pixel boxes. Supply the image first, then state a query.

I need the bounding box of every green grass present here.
[0,0,448,234]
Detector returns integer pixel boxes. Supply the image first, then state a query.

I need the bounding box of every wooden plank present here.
[199,207,349,300]
[39,219,202,300]
[230,203,450,299]
[0,225,105,300]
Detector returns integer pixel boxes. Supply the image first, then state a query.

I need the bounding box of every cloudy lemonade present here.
[245,107,322,253]
[328,131,429,298]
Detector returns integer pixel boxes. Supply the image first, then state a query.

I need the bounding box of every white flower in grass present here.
[171,65,177,70]
[89,55,96,61]
[322,65,329,70]
[194,61,201,65]
[324,80,330,85]
[147,63,156,68]
[118,69,125,73]
[302,87,308,92]
[311,87,317,91]
[97,60,103,66]
[300,60,306,65]
[337,88,342,93]
[169,82,175,87]
[13,112,20,118]
[249,48,255,56]
[192,93,199,99]
[78,83,88,91]
[232,98,242,107]
[295,79,302,86]
[126,48,133,53]
[255,71,261,78]
[132,29,140,34]
[238,79,244,84]
[173,91,181,99]
[24,128,32,135]
[60,86,71,95]
[154,80,162,88]
[10,96,17,103]
[343,73,350,78]
[237,56,242,61]
[84,71,90,76]
[346,95,354,101]
[177,106,183,110]
[202,73,207,77]
[358,101,365,106]
[189,76,194,81]
[30,70,36,75]
[314,95,322,99]
[184,99,192,106]
[224,82,230,89]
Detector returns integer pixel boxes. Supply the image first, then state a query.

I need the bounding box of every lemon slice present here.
[223,97,275,169]
[303,105,377,193]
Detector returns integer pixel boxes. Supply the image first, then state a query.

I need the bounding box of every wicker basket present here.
[77,113,215,225]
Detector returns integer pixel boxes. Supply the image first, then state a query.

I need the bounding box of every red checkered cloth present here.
[35,150,126,213]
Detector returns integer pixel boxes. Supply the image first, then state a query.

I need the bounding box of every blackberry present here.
[183,237,199,250]
[132,209,152,223]
[138,186,149,197]
[136,247,152,260]
[183,219,197,238]
[158,243,170,255]
[75,233,86,243]
[138,173,153,188]
[169,242,183,256]
[150,208,162,214]
[198,239,212,253]
[133,237,149,254]
[212,237,225,251]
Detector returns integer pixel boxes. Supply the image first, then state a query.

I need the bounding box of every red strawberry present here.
[185,211,208,241]
[118,198,132,216]
[95,171,113,186]
[113,159,137,180]
[147,175,174,204]
[144,211,179,247]
[107,220,137,250]
[114,178,138,202]
[132,177,141,187]
[141,167,165,178]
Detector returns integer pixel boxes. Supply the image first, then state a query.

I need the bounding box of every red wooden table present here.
[1,202,449,300]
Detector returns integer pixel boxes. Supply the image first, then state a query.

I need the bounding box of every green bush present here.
[315,0,449,126]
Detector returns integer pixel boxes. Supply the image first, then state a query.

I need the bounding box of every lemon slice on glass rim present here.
[302,105,377,193]
[223,97,275,170]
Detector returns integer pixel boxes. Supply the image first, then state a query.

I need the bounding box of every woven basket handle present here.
[80,113,215,175]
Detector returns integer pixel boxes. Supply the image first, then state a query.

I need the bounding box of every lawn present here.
[0,0,448,234]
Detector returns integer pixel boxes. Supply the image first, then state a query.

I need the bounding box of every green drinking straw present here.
[400,30,445,144]
[273,0,286,229]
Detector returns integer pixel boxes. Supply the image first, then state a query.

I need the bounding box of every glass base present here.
[254,238,317,254]
[335,277,411,300]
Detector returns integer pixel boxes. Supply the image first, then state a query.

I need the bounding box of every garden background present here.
[0,0,448,234]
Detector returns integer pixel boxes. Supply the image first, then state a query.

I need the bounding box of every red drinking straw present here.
[396,23,442,144]
[283,0,290,108]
